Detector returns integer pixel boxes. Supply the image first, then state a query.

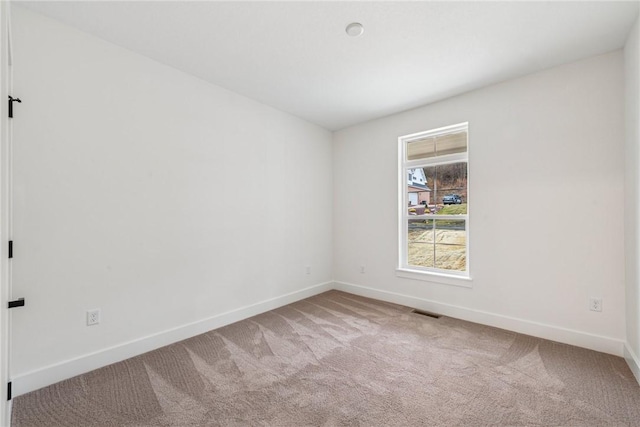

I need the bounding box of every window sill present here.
[395,268,473,288]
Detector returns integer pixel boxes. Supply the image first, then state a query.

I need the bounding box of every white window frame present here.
[397,122,471,285]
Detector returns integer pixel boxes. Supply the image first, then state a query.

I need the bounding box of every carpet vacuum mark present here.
[12,290,640,426]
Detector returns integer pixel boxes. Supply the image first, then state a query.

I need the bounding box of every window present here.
[398,123,469,278]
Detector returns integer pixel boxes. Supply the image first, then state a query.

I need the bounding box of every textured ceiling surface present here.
[15,1,640,130]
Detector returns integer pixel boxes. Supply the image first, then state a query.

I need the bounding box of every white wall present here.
[334,51,626,355]
[9,6,332,394]
[624,14,640,381]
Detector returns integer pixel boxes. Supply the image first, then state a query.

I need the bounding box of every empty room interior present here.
[1,0,640,425]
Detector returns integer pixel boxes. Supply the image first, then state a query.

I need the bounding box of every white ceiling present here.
[14,1,640,131]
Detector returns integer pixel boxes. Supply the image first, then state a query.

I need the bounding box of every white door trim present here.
[1,1,13,424]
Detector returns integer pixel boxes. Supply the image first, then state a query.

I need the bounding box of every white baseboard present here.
[334,281,625,357]
[624,343,640,386]
[11,281,333,398]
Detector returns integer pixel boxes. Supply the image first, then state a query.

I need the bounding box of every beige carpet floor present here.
[12,290,640,426]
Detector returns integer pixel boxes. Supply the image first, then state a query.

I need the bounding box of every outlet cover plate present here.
[87,309,100,326]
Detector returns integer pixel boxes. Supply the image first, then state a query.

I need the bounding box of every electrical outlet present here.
[360,265,365,274]
[589,298,602,312]
[305,266,311,275]
[87,309,100,326]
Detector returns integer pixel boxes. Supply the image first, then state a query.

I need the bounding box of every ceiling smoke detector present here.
[346,22,364,37]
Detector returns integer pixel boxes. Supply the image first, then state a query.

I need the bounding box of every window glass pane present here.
[434,220,466,271]
[407,163,468,213]
[436,131,467,156]
[407,220,434,268]
[407,137,436,160]
[406,131,467,161]
[407,220,466,270]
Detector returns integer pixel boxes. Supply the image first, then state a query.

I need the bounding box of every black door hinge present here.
[7,382,11,401]
[8,240,12,259]
[8,298,24,309]
[8,96,21,118]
